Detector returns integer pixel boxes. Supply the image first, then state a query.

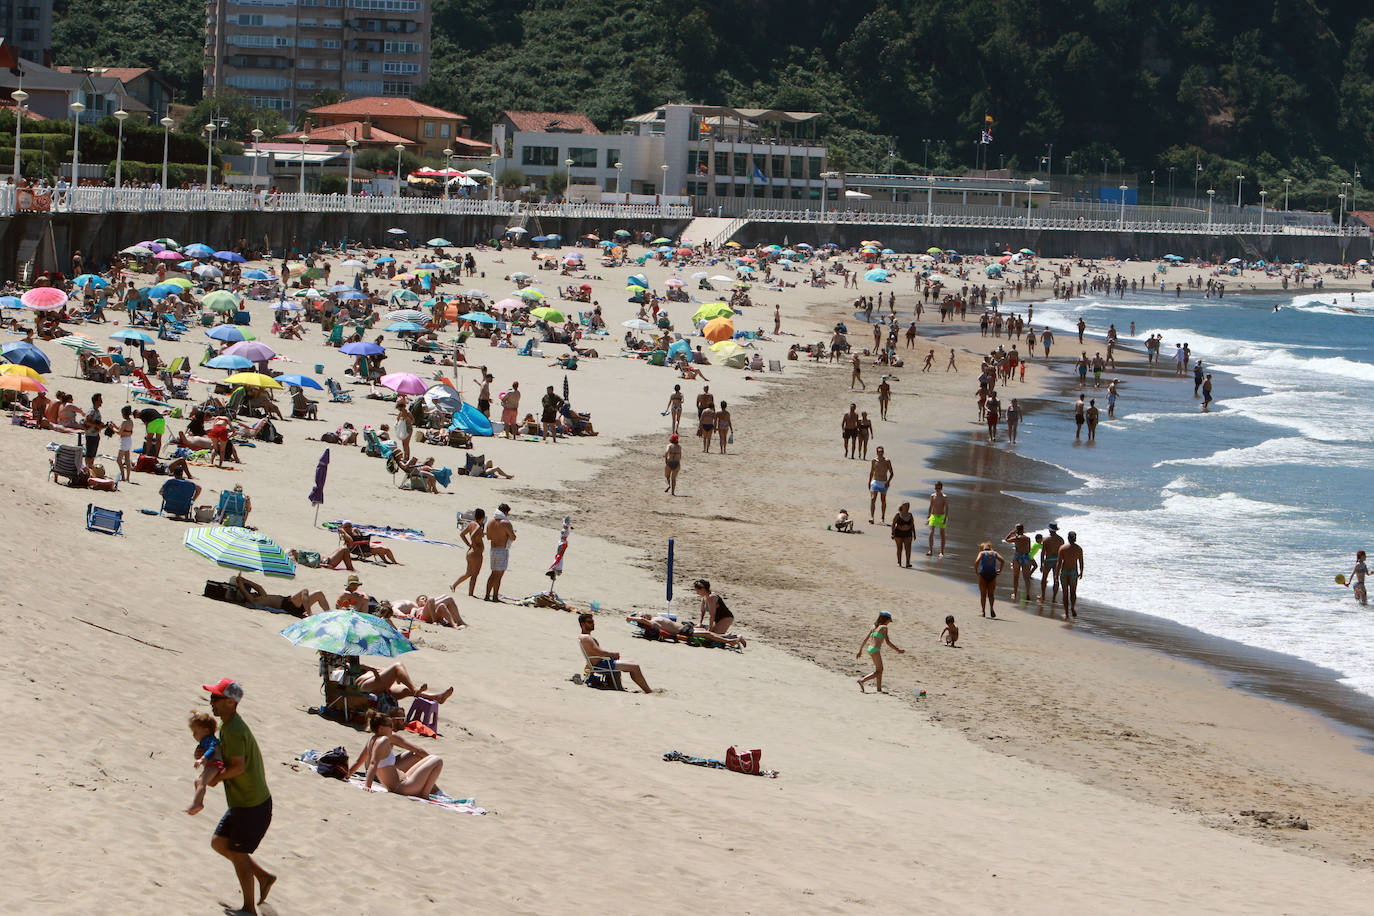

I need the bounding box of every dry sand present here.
[3,245,1373,914]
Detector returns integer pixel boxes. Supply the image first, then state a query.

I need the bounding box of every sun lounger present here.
[326,378,353,403]
[85,504,123,535]
[50,444,84,487]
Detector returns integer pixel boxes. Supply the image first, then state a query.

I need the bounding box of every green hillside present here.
[51,0,1374,209]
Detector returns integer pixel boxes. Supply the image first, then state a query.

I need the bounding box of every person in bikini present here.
[856,611,904,693]
[450,508,486,597]
[234,576,329,617]
[664,433,682,494]
[891,501,916,567]
[665,384,684,435]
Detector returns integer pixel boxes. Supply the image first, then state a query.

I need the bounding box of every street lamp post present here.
[1168,165,1176,202]
[614,160,623,201]
[68,100,85,191]
[159,115,173,190]
[925,174,934,223]
[922,138,930,170]
[11,88,27,182]
[1283,177,1292,211]
[112,108,128,190]
[1150,170,1156,207]
[1026,177,1042,227]
[1259,189,1267,232]
[1338,192,1346,234]
[1236,174,1245,208]
[660,163,669,215]
[1207,188,1215,232]
[442,146,454,200]
[488,150,499,205]
[298,135,309,194]
[250,128,263,186]
[394,143,405,197]
[1118,185,1128,228]
[1194,159,1202,199]
[203,122,216,189]
[345,137,357,197]
[819,170,839,221]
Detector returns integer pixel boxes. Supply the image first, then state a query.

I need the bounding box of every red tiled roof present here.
[308,97,466,121]
[1349,210,1374,229]
[502,110,600,134]
[276,121,416,146]
[0,101,43,121]
[55,66,153,84]
[450,136,494,153]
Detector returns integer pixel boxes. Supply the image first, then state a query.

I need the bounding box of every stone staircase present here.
[681,215,745,247]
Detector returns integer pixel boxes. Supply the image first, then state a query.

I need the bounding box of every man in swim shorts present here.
[1004,523,1035,601]
[1039,523,1064,603]
[841,403,860,458]
[483,503,516,602]
[867,446,894,525]
[1058,530,1084,620]
[926,481,948,557]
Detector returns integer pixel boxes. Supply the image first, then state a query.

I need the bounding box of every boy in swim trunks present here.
[926,481,948,557]
[186,711,224,816]
[1058,530,1084,620]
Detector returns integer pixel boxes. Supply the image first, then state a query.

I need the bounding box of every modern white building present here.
[491,104,831,209]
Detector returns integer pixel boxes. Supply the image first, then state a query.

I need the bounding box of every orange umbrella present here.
[703,317,735,342]
[0,374,46,392]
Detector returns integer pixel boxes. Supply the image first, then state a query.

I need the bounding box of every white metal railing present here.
[2,188,692,220]
[743,209,1371,238]
[710,216,746,249]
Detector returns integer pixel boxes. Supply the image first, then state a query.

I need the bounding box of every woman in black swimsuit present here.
[694,579,736,637]
[234,576,329,617]
[890,502,916,567]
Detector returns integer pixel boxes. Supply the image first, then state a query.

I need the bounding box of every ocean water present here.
[1007,287,1374,695]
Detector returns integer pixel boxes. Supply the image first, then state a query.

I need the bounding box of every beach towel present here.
[322,521,460,549]
[663,749,778,778]
[295,752,488,813]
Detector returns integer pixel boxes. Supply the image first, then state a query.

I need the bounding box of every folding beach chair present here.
[50,444,84,487]
[326,378,353,403]
[216,488,248,526]
[768,360,783,373]
[579,640,625,691]
[85,504,124,535]
[159,478,197,520]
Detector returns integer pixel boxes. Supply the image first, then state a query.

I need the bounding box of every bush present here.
[108,160,219,186]
[318,174,347,194]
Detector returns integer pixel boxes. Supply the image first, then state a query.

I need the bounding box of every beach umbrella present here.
[510,271,532,281]
[340,258,366,268]
[182,243,214,259]
[72,273,108,288]
[515,288,545,301]
[703,318,735,342]
[154,250,181,260]
[206,354,254,371]
[202,291,242,312]
[530,306,565,323]
[341,341,385,357]
[493,298,523,311]
[224,372,283,389]
[464,288,490,299]
[379,372,428,396]
[664,278,685,288]
[374,256,397,266]
[865,268,890,282]
[21,287,67,310]
[386,227,407,235]
[185,526,295,579]
[163,277,194,290]
[337,290,368,302]
[505,227,528,235]
[214,250,247,263]
[0,374,45,393]
[1018,248,1035,255]
[390,289,421,303]
[628,273,649,287]
[224,341,276,362]
[707,275,734,285]
[985,265,1003,277]
[614,229,632,238]
[692,303,734,322]
[276,374,323,391]
[308,448,330,525]
[57,334,101,352]
[0,295,21,309]
[121,244,153,256]
[723,241,741,248]
[0,362,43,380]
[1,341,52,373]
[622,318,657,330]
[599,240,615,248]
[154,237,179,248]
[279,610,413,658]
[110,329,155,345]
[147,283,181,300]
[385,320,426,333]
[426,237,452,247]
[386,309,427,322]
[137,240,165,252]
[690,271,709,279]
[205,326,254,343]
[290,288,324,300]
[193,264,223,280]
[242,268,273,280]
[459,311,498,324]
[531,236,549,243]
[1228,258,1243,265]
[709,340,743,357]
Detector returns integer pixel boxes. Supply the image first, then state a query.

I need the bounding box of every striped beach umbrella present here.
[278,611,414,657]
[184,527,296,578]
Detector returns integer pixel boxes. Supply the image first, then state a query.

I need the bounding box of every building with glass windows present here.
[491,104,830,206]
[203,0,432,118]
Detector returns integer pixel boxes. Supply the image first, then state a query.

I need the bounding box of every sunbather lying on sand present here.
[235,576,329,616]
[393,594,466,628]
[626,613,746,648]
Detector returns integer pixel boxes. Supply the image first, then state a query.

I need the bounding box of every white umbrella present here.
[386,309,428,321]
[505,227,528,235]
[464,289,490,299]
[193,265,223,279]
[463,168,491,179]
[340,258,365,268]
[622,318,657,330]
[844,190,872,199]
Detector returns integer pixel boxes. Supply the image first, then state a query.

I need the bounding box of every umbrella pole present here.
[313,503,320,527]
[666,537,674,614]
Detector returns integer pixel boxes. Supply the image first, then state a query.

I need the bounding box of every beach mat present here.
[295,752,488,813]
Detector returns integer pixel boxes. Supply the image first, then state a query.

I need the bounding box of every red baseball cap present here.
[203,678,244,701]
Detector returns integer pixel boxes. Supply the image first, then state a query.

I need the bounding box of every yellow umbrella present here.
[703,317,735,342]
[724,241,741,248]
[708,339,743,356]
[224,372,283,389]
[0,363,44,380]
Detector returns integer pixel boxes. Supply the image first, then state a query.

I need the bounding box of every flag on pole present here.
[548,515,572,577]
[753,165,770,184]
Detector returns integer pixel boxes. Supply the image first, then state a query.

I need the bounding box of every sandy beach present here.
[4,241,1374,914]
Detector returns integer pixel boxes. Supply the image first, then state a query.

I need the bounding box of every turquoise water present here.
[1010,287,1374,695]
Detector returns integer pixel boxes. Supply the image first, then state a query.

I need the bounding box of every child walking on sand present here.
[185,711,224,815]
[940,615,959,647]
[856,611,904,693]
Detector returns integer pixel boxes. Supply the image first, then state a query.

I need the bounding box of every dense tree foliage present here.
[51,0,1374,209]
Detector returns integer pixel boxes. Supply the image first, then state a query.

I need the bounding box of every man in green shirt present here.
[195,678,275,915]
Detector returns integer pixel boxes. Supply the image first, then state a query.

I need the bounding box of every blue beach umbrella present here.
[148,283,182,299]
[459,312,498,324]
[184,527,296,579]
[385,320,426,333]
[865,268,890,282]
[206,354,254,371]
[205,326,255,343]
[110,329,155,345]
[278,610,413,658]
[183,243,214,259]
[214,250,247,263]
[242,268,272,280]
[276,374,323,390]
[375,256,396,264]
[0,296,21,310]
[1,341,51,373]
[341,341,385,357]
[72,274,108,288]
[337,289,369,301]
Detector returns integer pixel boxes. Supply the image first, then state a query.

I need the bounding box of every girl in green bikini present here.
[856,611,904,693]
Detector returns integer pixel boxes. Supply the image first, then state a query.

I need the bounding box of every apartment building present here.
[0,0,53,65]
[204,0,432,117]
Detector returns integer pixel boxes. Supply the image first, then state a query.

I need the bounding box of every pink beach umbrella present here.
[154,250,182,260]
[20,287,68,311]
[379,372,428,396]
[493,297,523,311]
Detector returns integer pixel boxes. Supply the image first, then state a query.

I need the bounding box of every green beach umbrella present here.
[202,290,242,312]
[279,610,415,657]
[154,237,180,248]
[184,527,296,579]
[692,303,735,322]
[427,237,452,247]
[530,306,565,323]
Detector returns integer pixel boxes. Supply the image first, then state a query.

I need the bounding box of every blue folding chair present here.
[159,478,198,520]
[85,504,124,535]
